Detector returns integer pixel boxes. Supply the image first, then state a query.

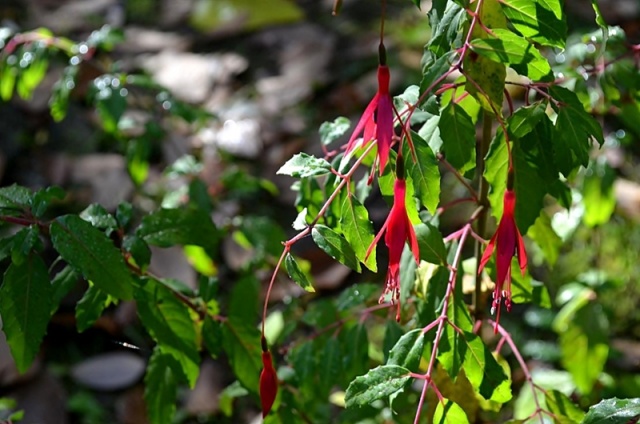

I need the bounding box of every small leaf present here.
[136,207,219,252]
[415,223,447,265]
[439,101,476,172]
[340,195,376,271]
[30,186,64,218]
[312,224,361,272]
[144,348,181,424]
[345,365,411,408]
[50,215,133,300]
[284,253,314,292]
[433,399,470,424]
[80,203,118,230]
[582,397,640,424]
[387,328,426,372]
[0,255,52,373]
[0,184,31,211]
[319,117,351,146]
[405,132,440,214]
[544,390,585,423]
[277,153,332,178]
[75,284,111,332]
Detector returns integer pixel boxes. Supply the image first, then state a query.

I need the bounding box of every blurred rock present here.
[70,352,145,391]
[185,359,223,416]
[615,178,640,221]
[149,246,197,290]
[70,154,134,210]
[25,0,122,33]
[160,0,195,28]
[119,27,190,53]
[116,385,149,424]
[12,370,68,424]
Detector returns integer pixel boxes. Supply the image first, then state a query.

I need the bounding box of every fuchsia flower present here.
[259,337,277,418]
[367,171,420,321]
[479,189,528,330]
[344,46,394,175]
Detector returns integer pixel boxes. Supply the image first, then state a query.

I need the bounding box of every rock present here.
[70,352,146,391]
[12,370,68,424]
[118,27,190,54]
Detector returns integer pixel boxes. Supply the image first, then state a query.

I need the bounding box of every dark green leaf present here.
[500,0,566,48]
[582,397,640,424]
[75,284,111,332]
[80,203,118,230]
[544,390,585,423]
[50,64,79,122]
[122,235,151,269]
[116,202,133,229]
[202,316,223,358]
[6,226,42,265]
[320,337,342,395]
[462,332,512,403]
[277,153,332,178]
[50,265,79,316]
[382,320,404,363]
[222,318,262,393]
[420,51,456,99]
[284,254,314,292]
[345,365,410,408]
[427,2,465,56]
[135,280,200,387]
[228,275,259,324]
[50,215,133,300]
[312,224,361,272]
[319,117,351,146]
[405,132,440,214]
[438,102,475,172]
[235,215,286,259]
[387,328,425,372]
[30,186,64,218]
[0,184,31,211]
[509,265,551,308]
[0,255,51,373]
[144,348,181,424]
[507,103,547,139]
[343,324,369,382]
[291,341,316,389]
[433,399,470,424]
[335,283,379,311]
[136,207,219,253]
[415,223,447,265]
[340,195,376,271]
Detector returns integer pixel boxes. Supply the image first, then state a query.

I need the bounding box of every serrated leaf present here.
[427,2,465,56]
[582,397,640,424]
[319,117,351,146]
[544,390,585,423]
[405,132,440,214]
[433,399,470,424]
[284,253,314,292]
[387,328,426,372]
[144,348,181,424]
[50,215,133,300]
[345,365,410,408]
[439,101,476,172]
[75,284,111,332]
[415,223,447,265]
[470,29,536,64]
[340,195,376,271]
[222,318,262,393]
[0,255,51,373]
[80,203,118,230]
[500,0,566,48]
[135,280,200,387]
[462,332,512,403]
[420,51,456,100]
[507,103,547,139]
[136,207,219,253]
[277,153,332,178]
[312,224,361,272]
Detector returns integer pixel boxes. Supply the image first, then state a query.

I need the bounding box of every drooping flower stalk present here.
[259,336,278,418]
[367,155,420,320]
[478,172,527,331]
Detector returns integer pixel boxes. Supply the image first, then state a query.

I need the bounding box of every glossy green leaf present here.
[135,280,200,387]
[404,132,440,214]
[50,265,79,317]
[507,103,548,139]
[433,399,470,424]
[415,223,447,265]
[427,2,465,56]
[75,284,111,332]
[0,184,31,211]
[319,117,351,146]
[387,328,426,372]
[312,224,361,272]
[144,348,181,424]
[50,215,133,300]
[544,390,585,423]
[438,101,476,172]
[30,186,64,218]
[50,64,79,122]
[500,0,566,48]
[284,253,315,292]
[222,318,262,393]
[470,29,535,64]
[420,51,456,99]
[462,332,512,403]
[0,255,51,373]
[345,365,411,408]
[510,267,551,308]
[80,203,118,230]
[277,153,332,178]
[137,207,219,253]
[582,397,640,424]
[340,195,376,271]
[122,235,152,269]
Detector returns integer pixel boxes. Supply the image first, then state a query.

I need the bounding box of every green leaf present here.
[500,0,566,48]
[50,215,133,300]
[136,207,219,253]
[80,203,118,230]
[340,195,376,271]
[510,266,551,308]
[582,161,616,227]
[277,153,332,178]
[0,184,31,211]
[30,186,64,218]
[470,29,535,64]
[550,86,605,176]
[222,318,262,393]
[75,284,111,332]
[345,365,411,408]
[92,74,127,134]
[591,0,607,29]
[335,283,379,311]
[415,223,447,265]
[528,212,562,266]
[507,103,548,139]
[404,132,440,214]
[438,101,476,172]
[50,265,79,317]
[202,316,223,358]
[122,236,152,269]
[320,337,342,395]
[144,348,181,424]
[582,397,640,424]
[427,1,465,56]
[433,399,470,424]
[127,137,151,186]
[228,275,259,324]
[50,64,79,122]
[284,253,315,292]
[387,328,426,372]
[544,390,585,423]
[0,255,52,373]
[462,332,512,403]
[312,224,361,272]
[319,117,351,146]
[439,295,473,381]
[235,215,286,259]
[343,324,370,382]
[135,280,200,387]
[420,51,456,99]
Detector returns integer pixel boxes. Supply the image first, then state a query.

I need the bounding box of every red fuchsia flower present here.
[367,166,420,321]
[259,337,277,418]
[478,188,528,331]
[344,44,394,175]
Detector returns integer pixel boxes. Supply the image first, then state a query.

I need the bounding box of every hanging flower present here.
[367,168,420,321]
[478,189,528,330]
[259,337,278,418]
[344,45,394,175]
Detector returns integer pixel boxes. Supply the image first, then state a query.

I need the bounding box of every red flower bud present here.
[259,349,277,418]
